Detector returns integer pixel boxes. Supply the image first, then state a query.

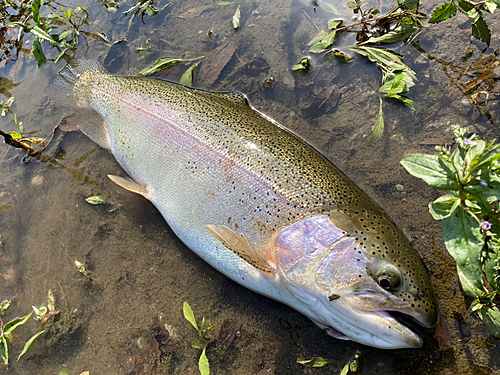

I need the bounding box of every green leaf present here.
[199,347,210,375]
[368,98,384,147]
[387,94,416,110]
[400,154,461,190]
[85,196,105,205]
[214,0,235,4]
[328,18,343,30]
[32,37,46,67]
[30,26,54,43]
[443,207,486,296]
[292,57,311,71]
[183,302,199,331]
[0,300,11,315]
[17,330,45,361]
[428,194,459,220]
[180,63,198,87]
[346,1,358,9]
[471,14,491,45]
[232,5,241,30]
[3,312,32,337]
[401,0,419,10]
[0,336,8,365]
[0,205,12,213]
[478,306,500,337]
[297,357,334,367]
[139,58,182,76]
[429,2,457,23]
[380,73,406,96]
[324,49,350,66]
[483,1,497,13]
[32,0,43,26]
[360,24,416,45]
[307,30,327,46]
[484,238,500,290]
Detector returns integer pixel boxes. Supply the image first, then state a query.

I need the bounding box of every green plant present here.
[0,299,46,367]
[401,125,500,336]
[298,350,364,373]
[183,302,211,375]
[7,0,109,66]
[429,0,498,46]
[306,0,497,145]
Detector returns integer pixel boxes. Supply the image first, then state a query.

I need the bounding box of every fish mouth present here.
[322,307,425,349]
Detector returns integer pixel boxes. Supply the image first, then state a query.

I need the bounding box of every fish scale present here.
[49,60,438,349]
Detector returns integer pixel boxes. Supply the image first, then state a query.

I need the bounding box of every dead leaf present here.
[198,43,236,87]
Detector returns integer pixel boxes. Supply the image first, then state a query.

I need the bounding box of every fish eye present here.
[375,265,402,291]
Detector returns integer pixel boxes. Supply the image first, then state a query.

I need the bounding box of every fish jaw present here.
[284,282,423,349]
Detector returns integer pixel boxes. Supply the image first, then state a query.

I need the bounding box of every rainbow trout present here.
[50,60,438,349]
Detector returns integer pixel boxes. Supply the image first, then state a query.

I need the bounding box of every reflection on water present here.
[0,0,499,374]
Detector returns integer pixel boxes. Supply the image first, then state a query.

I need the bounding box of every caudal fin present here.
[46,59,109,107]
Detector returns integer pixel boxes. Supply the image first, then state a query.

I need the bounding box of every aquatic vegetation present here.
[429,0,496,46]
[298,350,364,373]
[7,0,109,66]
[183,302,211,375]
[308,0,497,145]
[401,125,500,336]
[0,297,47,367]
[232,5,241,30]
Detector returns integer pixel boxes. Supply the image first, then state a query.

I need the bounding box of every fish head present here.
[272,214,438,349]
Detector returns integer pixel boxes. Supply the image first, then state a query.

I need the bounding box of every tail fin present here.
[47,60,112,150]
[46,59,109,107]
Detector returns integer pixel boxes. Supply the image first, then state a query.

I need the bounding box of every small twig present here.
[301,9,320,33]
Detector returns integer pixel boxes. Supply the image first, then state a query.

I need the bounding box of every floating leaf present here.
[471,14,491,45]
[232,5,241,29]
[328,18,343,29]
[139,58,182,76]
[0,336,8,365]
[32,37,46,67]
[32,0,43,26]
[3,312,33,338]
[429,2,457,23]
[183,302,199,331]
[17,330,45,361]
[400,155,461,190]
[367,98,384,146]
[401,0,419,10]
[47,289,55,312]
[0,300,11,315]
[361,24,415,45]
[292,57,311,71]
[297,356,334,367]
[199,347,210,375]
[180,63,198,87]
[0,206,12,213]
[85,195,105,205]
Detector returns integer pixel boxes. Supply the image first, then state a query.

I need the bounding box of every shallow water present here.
[0,0,499,374]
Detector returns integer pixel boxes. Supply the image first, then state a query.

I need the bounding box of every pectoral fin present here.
[108,175,149,199]
[205,225,275,275]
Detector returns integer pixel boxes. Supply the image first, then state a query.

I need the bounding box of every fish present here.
[48,60,438,349]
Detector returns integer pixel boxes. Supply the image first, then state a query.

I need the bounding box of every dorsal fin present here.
[205,225,275,275]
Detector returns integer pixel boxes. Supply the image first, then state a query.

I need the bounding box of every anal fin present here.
[108,175,149,199]
[205,225,275,275]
